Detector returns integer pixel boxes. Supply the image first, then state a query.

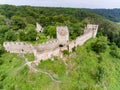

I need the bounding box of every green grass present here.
[0,37,120,90]
[117,22,120,25]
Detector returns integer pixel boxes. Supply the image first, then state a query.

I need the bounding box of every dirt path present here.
[19,54,61,83]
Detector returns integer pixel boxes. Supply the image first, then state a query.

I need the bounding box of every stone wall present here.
[3,24,98,65]
[84,24,98,38]
[34,47,61,63]
[75,31,93,46]
[34,39,59,52]
[68,41,76,52]
[3,42,34,54]
[68,24,98,52]
[68,31,93,52]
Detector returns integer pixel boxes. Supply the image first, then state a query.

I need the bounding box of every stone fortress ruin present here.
[3,24,98,65]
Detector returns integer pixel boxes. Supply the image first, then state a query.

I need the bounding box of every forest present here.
[0,4,120,90]
[86,9,120,22]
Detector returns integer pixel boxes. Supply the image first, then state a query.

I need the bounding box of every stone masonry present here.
[3,42,34,54]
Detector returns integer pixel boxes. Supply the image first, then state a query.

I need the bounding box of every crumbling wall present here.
[68,24,98,52]
[34,48,60,63]
[68,31,93,52]
[34,39,59,52]
[92,25,99,38]
[3,42,34,54]
[84,24,98,37]
[33,39,60,63]
[68,41,76,52]
[60,46,68,51]
[75,31,93,46]
[3,24,98,65]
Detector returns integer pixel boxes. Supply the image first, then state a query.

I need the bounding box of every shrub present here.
[92,36,108,54]
[0,59,3,65]
[0,44,4,55]
[62,50,69,55]
[109,50,120,58]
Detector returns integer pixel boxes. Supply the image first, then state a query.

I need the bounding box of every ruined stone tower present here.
[84,24,98,38]
[36,23,43,32]
[56,26,69,46]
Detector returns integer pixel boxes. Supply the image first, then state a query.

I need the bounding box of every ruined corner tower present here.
[84,24,98,38]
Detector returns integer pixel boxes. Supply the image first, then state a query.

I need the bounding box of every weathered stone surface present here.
[84,24,98,38]
[3,42,34,54]
[34,39,59,52]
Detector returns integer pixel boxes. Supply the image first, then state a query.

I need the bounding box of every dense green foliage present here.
[0,5,120,90]
[86,9,120,22]
[0,5,120,45]
[91,36,108,53]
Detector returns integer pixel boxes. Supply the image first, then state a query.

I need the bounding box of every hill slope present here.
[86,9,120,22]
[0,37,120,90]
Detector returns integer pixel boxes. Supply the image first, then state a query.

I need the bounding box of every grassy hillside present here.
[0,37,120,90]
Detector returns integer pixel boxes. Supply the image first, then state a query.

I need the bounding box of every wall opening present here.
[59,44,63,47]
[22,49,24,52]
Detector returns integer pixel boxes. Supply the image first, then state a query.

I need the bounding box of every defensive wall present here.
[3,24,98,64]
[3,42,34,54]
[68,24,98,53]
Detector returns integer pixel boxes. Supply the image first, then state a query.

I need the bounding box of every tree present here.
[109,43,120,58]
[27,29,37,41]
[67,22,83,40]
[5,30,17,41]
[25,16,36,24]
[0,25,9,34]
[0,15,6,25]
[44,26,56,38]
[11,16,26,30]
[0,44,4,56]
[19,24,37,41]
[19,30,27,41]
[0,25,9,43]
[92,36,108,53]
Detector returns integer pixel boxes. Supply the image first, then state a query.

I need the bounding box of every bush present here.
[0,44,4,55]
[109,50,120,58]
[92,36,108,53]
[109,43,120,58]
[19,24,37,41]
[62,50,69,55]
[5,30,17,41]
[95,66,107,83]
[0,59,3,65]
